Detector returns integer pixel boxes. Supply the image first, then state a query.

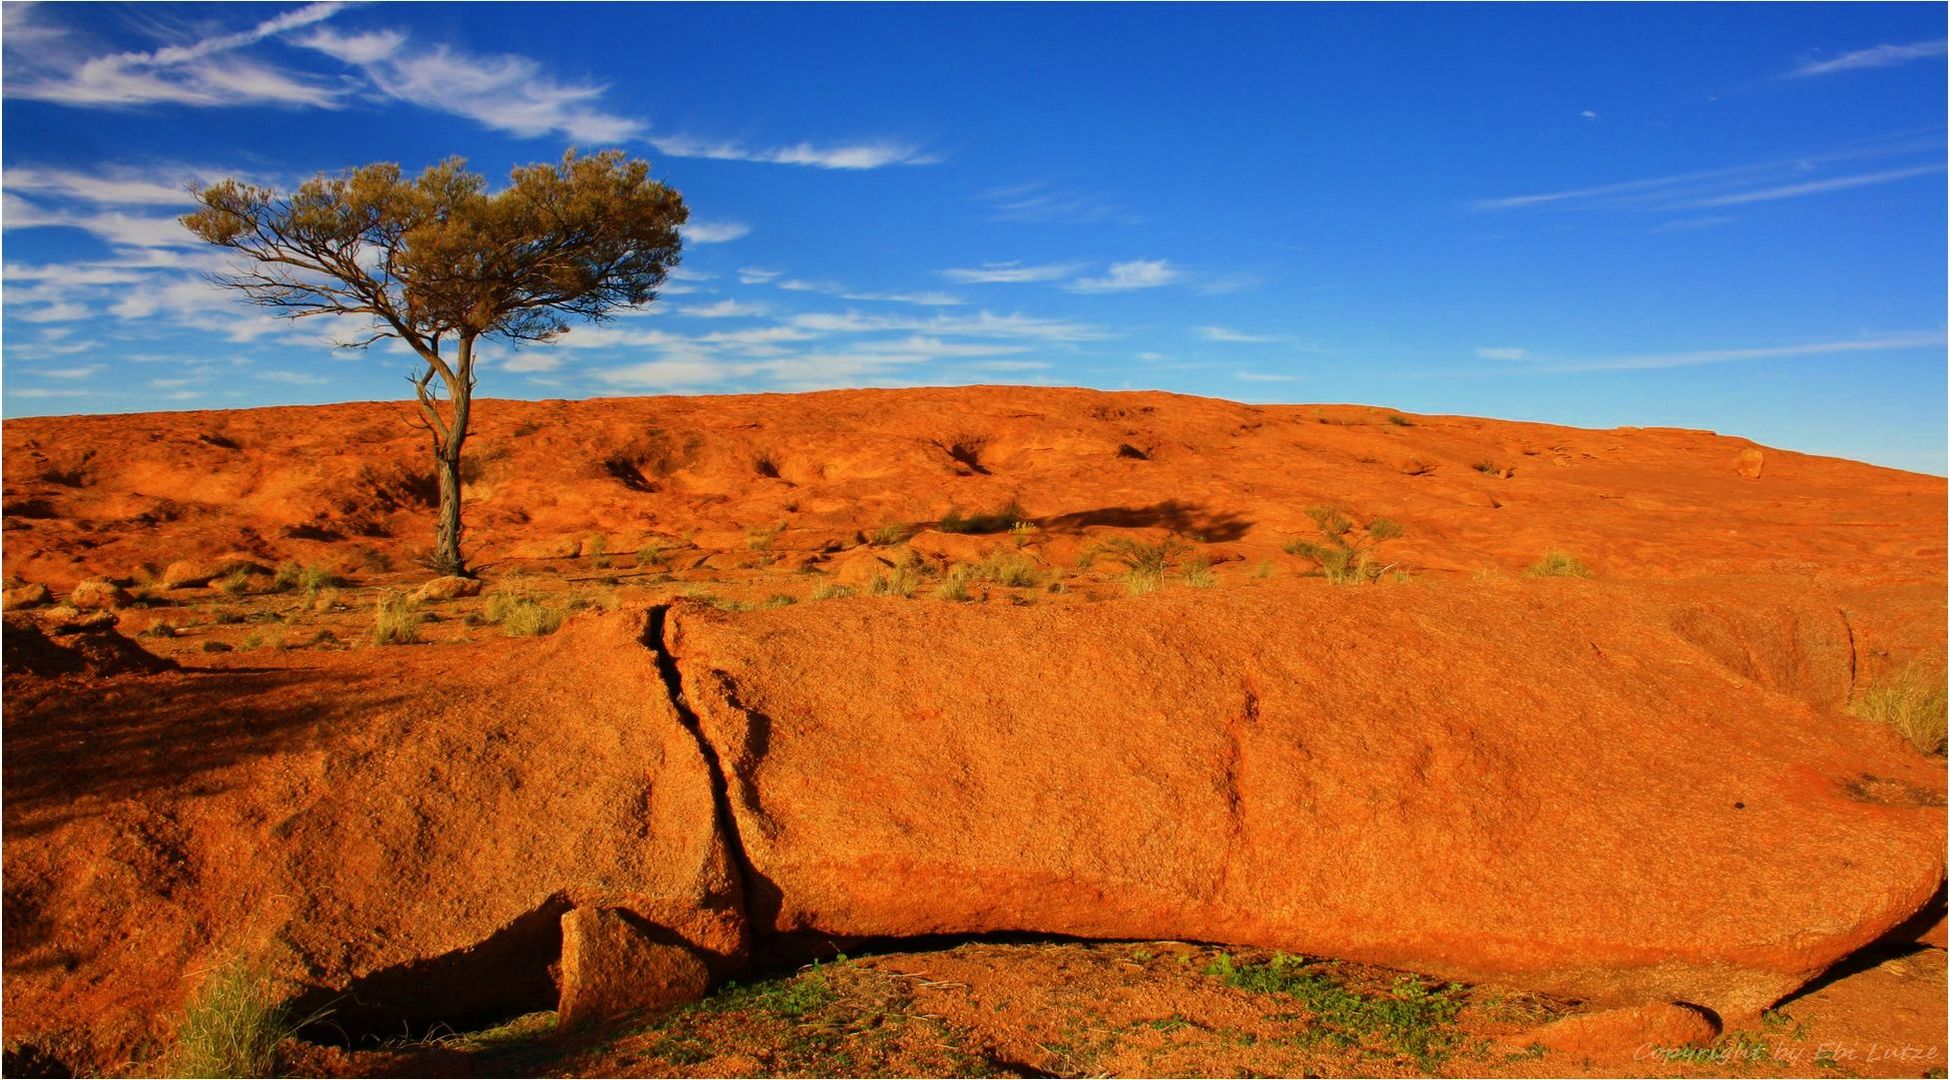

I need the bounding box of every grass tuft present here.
[1525,551,1591,578]
[1852,667,1948,755]
[371,593,424,645]
[487,589,568,637]
[164,957,320,1079]
[939,501,1025,535]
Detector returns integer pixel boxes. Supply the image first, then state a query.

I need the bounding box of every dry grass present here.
[1852,667,1948,755]
[163,957,320,1078]
[371,593,424,645]
[1525,551,1591,578]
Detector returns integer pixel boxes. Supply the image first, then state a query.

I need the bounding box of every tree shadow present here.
[1037,500,1254,543]
[2,665,402,839]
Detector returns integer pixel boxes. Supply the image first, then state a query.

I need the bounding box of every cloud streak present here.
[1792,40,1946,77]
[1068,259,1183,293]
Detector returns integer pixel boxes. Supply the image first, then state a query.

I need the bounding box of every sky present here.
[2,3,1945,473]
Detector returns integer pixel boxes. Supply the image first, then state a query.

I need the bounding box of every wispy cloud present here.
[3,164,203,205]
[737,267,782,285]
[940,261,1085,284]
[1474,347,1528,361]
[7,2,349,107]
[1068,259,1183,294]
[677,299,765,319]
[1791,40,1947,77]
[646,134,936,170]
[1233,370,1298,383]
[1475,134,1944,214]
[1197,326,1283,344]
[978,182,1137,225]
[681,220,750,244]
[763,275,962,306]
[1495,331,1944,373]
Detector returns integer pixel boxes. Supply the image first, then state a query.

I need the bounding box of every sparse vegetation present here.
[217,570,253,597]
[869,550,931,598]
[1283,508,1402,585]
[274,561,342,596]
[1205,952,1463,1068]
[934,565,976,602]
[868,522,911,546]
[1125,570,1163,596]
[1526,551,1591,578]
[588,534,611,569]
[762,593,798,609]
[636,540,666,568]
[810,583,855,601]
[747,522,784,551]
[939,501,1025,535]
[1852,666,1948,755]
[487,589,568,637]
[164,957,319,1078]
[1096,536,1190,577]
[977,549,1042,588]
[1183,556,1218,588]
[371,593,424,645]
[1386,414,1414,427]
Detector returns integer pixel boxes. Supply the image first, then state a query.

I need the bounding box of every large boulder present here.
[555,907,712,1030]
[67,579,131,610]
[663,581,1946,1023]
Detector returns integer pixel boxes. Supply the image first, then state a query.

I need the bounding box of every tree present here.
[182,149,687,576]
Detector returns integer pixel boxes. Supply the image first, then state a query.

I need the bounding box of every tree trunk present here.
[433,442,466,576]
[430,337,475,577]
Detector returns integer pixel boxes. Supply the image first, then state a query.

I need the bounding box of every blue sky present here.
[3,3,1945,473]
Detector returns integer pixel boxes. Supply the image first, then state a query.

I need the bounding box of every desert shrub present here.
[1009,521,1038,547]
[1526,551,1590,578]
[140,622,180,639]
[1125,570,1163,596]
[371,593,423,645]
[588,534,611,569]
[939,501,1025,535]
[869,550,930,599]
[164,957,321,1078]
[487,590,566,637]
[1284,507,1402,585]
[762,593,797,609]
[240,631,264,650]
[217,571,253,597]
[978,550,1042,588]
[1852,667,1948,755]
[1253,559,1275,579]
[636,540,666,567]
[810,583,855,601]
[1096,536,1190,576]
[868,522,910,546]
[1183,556,1218,588]
[274,562,342,596]
[934,565,975,602]
[747,522,784,551]
[1386,414,1414,427]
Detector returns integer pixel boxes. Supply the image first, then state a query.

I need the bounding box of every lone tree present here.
[182,150,686,576]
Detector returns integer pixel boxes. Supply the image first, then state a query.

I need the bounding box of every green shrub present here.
[164,958,320,1078]
[371,593,423,645]
[1206,953,1462,1068]
[939,501,1025,535]
[1852,667,1948,755]
[1284,507,1402,584]
[1526,551,1591,578]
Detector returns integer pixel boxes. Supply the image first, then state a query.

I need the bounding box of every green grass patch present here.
[163,957,322,1078]
[1206,952,1464,1068]
[939,501,1025,535]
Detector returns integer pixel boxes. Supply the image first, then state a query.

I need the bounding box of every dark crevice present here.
[642,604,778,929]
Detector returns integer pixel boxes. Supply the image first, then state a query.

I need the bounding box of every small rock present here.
[411,576,484,603]
[556,907,712,1030]
[161,555,262,589]
[1735,448,1765,480]
[69,580,132,610]
[2,583,51,611]
[1499,1002,1718,1060]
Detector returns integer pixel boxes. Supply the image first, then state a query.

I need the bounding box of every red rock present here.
[1499,1002,1719,1060]
[67,580,130,610]
[665,580,1946,1023]
[160,555,262,589]
[1737,447,1766,479]
[410,575,484,603]
[2,582,50,610]
[555,907,712,1029]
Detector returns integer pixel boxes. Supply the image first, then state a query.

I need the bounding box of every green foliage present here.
[371,593,424,645]
[164,958,319,1078]
[1852,666,1948,755]
[1205,953,1463,1068]
[939,501,1025,535]
[1283,507,1403,584]
[1525,551,1591,578]
[706,963,840,1020]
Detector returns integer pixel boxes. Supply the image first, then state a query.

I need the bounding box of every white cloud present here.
[1792,40,1947,77]
[1474,346,1529,361]
[38,364,103,380]
[329,41,642,142]
[681,220,750,244]
[1580,109,1599,120]
[1068,259,1183,294]
[298,27,408,65]
[1475,135,1944,214]
[11,387,94,398]
[3,193,196,248]
[649,135,936,170]
[978,182,1135,224]
[940,261,1084,284]
[677,299,765,318]
[738,267,782,285]
[3,165,199,205]
[255,370,329,385]
[7,2,349,107]
[1197,326,1282,344]
[1523,331,1945,373]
